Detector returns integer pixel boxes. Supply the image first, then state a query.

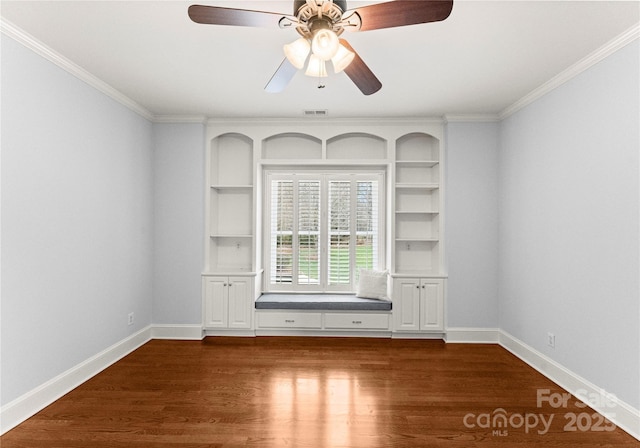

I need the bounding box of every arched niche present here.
[210,133,253,185]
[262,133,322,159]
[395,133,439,161]
[326,133,387,159]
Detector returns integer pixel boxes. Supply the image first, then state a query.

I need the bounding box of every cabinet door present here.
[393,278,421,331]
[227,276,252,329]
[204,277,228,328]
[420,279,444,331]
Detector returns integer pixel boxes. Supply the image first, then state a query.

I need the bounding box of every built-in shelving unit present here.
[202,120,446,337]
[206,133,254,273]
[393,133,441,276]
[203,132,260,336]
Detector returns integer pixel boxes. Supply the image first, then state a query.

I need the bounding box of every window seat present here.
[255,294,392,311]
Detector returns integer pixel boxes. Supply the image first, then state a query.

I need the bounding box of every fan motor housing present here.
[294,0,347,15]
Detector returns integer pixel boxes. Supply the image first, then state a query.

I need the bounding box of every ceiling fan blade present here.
[265,59,298,93]
[345,0,453,32]
[188,4,287,28]
[339,39,382,96]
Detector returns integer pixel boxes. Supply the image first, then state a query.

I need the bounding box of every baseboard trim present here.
[0,326,152,435]
[445,327,500,343]
[391,332,446,340]
[499,330,640,441]
[203,329,256,337]
[151,324,204,340]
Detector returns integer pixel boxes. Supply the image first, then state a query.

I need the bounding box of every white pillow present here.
[356,269,389,301]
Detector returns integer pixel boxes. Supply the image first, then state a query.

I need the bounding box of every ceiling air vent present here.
[303,109,328,117]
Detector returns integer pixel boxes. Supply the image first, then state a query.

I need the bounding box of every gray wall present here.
[1,35,154,405]
[152,123,205,325]
[445,122,499,328]
[498,40,640,409]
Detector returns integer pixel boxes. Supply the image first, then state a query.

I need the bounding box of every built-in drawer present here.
[256,311,322,329]
[324,313,390,330]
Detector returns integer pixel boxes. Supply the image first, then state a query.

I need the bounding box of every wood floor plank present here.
[2,337,637,447]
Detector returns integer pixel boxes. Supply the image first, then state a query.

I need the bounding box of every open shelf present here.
[395,188,439,214]
[210,234,253,238]
[395,238,439,242]
[211,185,253,190]
[395,183,439,190]
[395,211,439,241]
[395,240,440,275]
[210,189,252,236]
[208,237,253,272]
[395,160,439,167]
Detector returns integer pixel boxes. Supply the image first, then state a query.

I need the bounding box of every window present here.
[266,172,384,292]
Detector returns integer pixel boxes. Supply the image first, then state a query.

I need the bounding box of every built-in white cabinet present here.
[392,278,444,333]
[203,275,253,330]
[255,310,390,333]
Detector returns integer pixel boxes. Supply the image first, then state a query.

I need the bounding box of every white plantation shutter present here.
[356,180,379,274]
[270,180,293,284]
[267,172,382,291]
[328,181,351,285]
[297,181,320,285]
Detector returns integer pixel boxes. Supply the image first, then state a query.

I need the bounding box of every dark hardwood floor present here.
[2,337,637,447]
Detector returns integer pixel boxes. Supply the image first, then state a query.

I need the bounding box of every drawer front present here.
[256,312,322,329]
[324,313,390,330]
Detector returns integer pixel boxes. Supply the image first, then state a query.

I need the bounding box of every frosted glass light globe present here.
[311,29,339,61]
[331,43,355,73]
[283,37,310,69]
[305,54,328,77]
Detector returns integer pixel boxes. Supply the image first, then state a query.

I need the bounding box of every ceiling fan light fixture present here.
[189,0,455,95]
[305,54,328,77]
[331,43,355,73]
[283,37,310,69]
[311,28,339,60]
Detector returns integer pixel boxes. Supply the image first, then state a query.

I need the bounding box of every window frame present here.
[263,169,386,293]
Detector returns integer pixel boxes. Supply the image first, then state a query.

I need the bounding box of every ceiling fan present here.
[188,0,453,95]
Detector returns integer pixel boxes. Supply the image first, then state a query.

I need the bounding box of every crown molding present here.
[1,18,155,122]
[153,115,208,124]
[500,22,640,120]
[443,114,500,123]
[205,116,445,126]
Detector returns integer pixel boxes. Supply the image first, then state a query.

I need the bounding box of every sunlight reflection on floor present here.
[267,369,382,447]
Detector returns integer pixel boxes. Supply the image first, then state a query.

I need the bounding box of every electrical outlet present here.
[547,332,555,348]
[128,312,135,326]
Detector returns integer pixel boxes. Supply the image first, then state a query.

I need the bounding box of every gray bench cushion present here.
[255,294,392,311]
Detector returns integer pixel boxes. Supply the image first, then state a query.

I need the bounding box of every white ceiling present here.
[1,1,638,119]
